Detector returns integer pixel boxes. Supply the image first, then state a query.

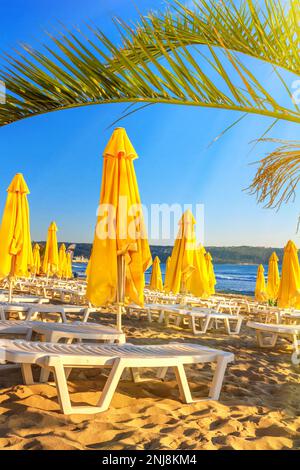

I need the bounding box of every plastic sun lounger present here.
[0,304,78,323]
[0,304,61,321]
[0,295,49,304]
[0,317,126,375]
[160,306,244,335]
[247,321,300,364]
[0,340,234,415]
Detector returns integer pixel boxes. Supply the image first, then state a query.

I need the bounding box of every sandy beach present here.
[0,311,299,451]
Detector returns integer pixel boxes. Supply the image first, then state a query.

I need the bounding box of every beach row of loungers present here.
[0,296,234,415]
[0,282,299,416]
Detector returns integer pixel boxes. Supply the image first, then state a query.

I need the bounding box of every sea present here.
[72,262,272,296]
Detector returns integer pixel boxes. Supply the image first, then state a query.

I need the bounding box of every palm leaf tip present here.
[247,139,300,209]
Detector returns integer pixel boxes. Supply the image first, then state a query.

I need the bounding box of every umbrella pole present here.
[8,255,16,303]
[116,254,126,332]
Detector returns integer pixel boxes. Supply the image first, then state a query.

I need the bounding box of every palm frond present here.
[123,0,300,75]
[0,0,299,127]
[248,139,300,208]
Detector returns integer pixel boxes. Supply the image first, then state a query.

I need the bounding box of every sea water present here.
[73,262,272,296]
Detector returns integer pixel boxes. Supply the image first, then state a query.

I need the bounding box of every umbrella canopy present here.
[0,173,33,280]
[205,251,217,296]
[278,240,300,309]
[42,222,59,276]
[58,243,67,278]
[188,244,210,298]
[65,252,73,279]
[255,264,267,302]
[164,256,171,290]
[32,243,41,275]
[165,210,208,296]
[150,256,163,291]
[267,252,280,301]
[86,128,152,325]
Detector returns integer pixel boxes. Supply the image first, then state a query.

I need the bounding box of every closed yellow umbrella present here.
[0,174,33,300]
[278,240,300,309]
[255,264,267,302]
[65,252,73,279]
[33,243,41,276]
[188,244,210,298]
[166,210,207,296]
[150,256,163,291]
[58,243,67,278]
[205,251,216,296]
[267,252,280,302]
[42,222,59,276]
[86,128,152,330]
[164,256,171,290]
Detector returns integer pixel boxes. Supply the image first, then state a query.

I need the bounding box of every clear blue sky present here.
[1,0,299,247]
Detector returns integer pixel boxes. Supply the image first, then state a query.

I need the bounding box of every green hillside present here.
[33,243,284,265]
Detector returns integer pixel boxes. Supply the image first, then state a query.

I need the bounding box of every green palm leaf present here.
[0,0,300,208]
[0,0,299,127]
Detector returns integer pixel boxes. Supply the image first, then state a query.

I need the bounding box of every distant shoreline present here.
[38,242,284,265]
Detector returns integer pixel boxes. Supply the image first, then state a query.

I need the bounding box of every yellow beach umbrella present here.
[58,243,67,278]
[205,251,216,296]
[255,264,267,302]
[86,128,152,330]
[65,252,73,279]
[42,222,59,276]
[278,240,300,309]
[150,256,163,291]
[267,252,280,302]
[188,244,210,298]
[0,174,33,300]
[164,256,171,290]
[165,210,196,294]
[33,243,41,276]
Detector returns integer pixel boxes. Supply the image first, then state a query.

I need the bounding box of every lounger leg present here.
[157,367,168,380]
[65,367,72,380]
[158,312,165,324]
[224,318,231,334]
[291,336,300,365]
[257,331,278,348]
[96,359,125,411]
[52,362,73,414]
[146,308,152,323]
[235,317,243,335]
[191,316,209,335]
[129,368,142,383]
[174,364,193,403]
[82,308,90,323]
[51,359,126,415]
[225,318,242,335]
[21,364,34,385]
[209,356,230,400]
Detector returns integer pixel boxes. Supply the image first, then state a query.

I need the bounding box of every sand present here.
[0,312,300,450]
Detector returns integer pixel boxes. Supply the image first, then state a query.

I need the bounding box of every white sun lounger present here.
[160,306,243,335]
[247,321,300,364]
[0,340,234,415]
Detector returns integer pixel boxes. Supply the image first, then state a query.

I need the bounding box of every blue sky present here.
[1,0,300,247]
